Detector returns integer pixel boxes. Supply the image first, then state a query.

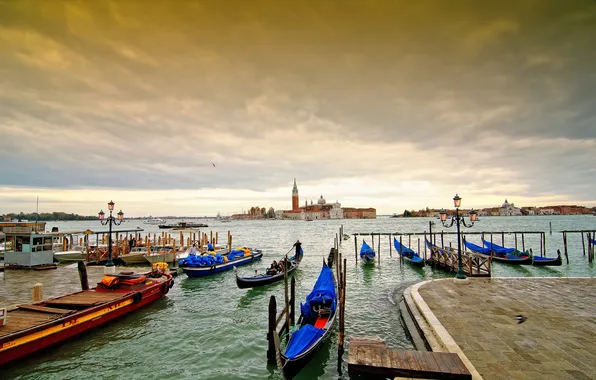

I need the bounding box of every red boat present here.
[0,270,174,366]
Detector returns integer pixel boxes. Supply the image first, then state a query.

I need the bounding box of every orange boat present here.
[0,269,174,366]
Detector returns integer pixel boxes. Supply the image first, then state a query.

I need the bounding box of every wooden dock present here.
[427,245,491,277]
[348,337,472,379]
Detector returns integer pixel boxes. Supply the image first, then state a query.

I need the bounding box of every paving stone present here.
[417,278,596,380]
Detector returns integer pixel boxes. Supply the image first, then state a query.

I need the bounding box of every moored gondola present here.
[280,261,337,378]
[393,237,425,267]
[235,249,303,289]
[464,239,533,265]
[359,240,376,264]
[483,241,562,266]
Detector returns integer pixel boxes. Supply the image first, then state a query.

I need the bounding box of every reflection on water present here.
[1,216,595,379]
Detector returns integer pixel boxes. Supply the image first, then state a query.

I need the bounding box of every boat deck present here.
[1,290,126,338]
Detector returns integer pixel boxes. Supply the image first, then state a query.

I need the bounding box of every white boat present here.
[54,247,86,263]
[144,247,176,264]
[143,218,166,225]
[120,247,150,265]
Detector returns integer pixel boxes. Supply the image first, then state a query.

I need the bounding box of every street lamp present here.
[439,194,478,280]
[99,200,124,273]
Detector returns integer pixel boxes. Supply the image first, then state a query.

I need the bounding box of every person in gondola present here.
[292,239,302,260]
[267,260,278,275]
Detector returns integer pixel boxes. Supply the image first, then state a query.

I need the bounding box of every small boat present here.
[144,246,176,265]
[158,222,208,229]
[53,247,87,263]
[359,240,376,264]
[0,268,173,366]
[180,247,263,277]
[464,240,532,265]
[393,238,425,267]
[235,249,303,289]
[483,240,562,266]
[120,246,151,265]
[342,234,350,241]
[280,261,337,378]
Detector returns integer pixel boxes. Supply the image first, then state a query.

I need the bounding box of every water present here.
[1,216,595,379]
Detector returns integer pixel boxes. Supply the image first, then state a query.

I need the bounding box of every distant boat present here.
[393,238,425,267]
[280,261,337,378]
[158,222,208,229]
[144,218,165,225]
[359,240,376,264]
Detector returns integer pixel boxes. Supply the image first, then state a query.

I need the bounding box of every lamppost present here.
[439,194,477,280]
[98,200,124,274]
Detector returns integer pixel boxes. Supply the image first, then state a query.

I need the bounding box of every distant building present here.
[499,199,522,216]
[279,179,376,220]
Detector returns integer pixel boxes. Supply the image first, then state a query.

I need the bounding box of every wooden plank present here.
[16,304,75,314]
[420,351,442,374]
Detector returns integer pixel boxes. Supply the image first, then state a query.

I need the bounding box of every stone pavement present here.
[414,277,596,380]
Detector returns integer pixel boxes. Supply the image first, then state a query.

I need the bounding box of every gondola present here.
[463,240,533,265]
[359,240,376,264]
[179,248,263,277]
[235,249,303,289]
[483,240,562,266]
[280,261,337,378]
[393,238,425,267]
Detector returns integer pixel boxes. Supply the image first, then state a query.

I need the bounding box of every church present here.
[499,199,522,216]
[276,179,376,220]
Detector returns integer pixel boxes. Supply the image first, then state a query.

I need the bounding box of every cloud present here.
[0,0,595,215]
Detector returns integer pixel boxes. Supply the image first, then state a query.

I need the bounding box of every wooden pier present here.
[348,336,471,379]
[427,244,491,277]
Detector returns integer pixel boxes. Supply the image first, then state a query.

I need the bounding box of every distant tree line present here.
[247,206,276,218]
[2,212,97,221]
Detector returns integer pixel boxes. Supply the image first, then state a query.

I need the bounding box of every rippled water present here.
[1,215,595,379]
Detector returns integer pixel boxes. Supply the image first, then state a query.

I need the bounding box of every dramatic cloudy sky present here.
[1,0,595,216]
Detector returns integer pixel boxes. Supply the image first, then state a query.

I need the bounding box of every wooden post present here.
[290,276,296,326]
[514,233,518,250]
[371,233,374,251]
[32,283,43,303]
[441,231,444,248]
[389,234,392,257]
[542,232,546,257]
[423,232,427,258]
[501,231,504,246]
[399,235,403,267]
[522,233,525,252]
[354,235,358,263]
[267,295,277,364]
[78,261,89,290]
[540,232,544,257]
[563,232,568,261]
[283,257,290,332]
[378,233,381,265]
[581,232,586,256]
[215,231,218,245]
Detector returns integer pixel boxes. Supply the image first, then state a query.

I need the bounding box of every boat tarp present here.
[464,240,492,255]
[284,324,324,359]
[483,240,529,257]
[300,264,337,320]
[360,241,376,258]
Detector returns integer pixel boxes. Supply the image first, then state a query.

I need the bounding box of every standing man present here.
[292,239,303,260]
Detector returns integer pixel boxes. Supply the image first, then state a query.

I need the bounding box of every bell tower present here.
[292,178,299,211]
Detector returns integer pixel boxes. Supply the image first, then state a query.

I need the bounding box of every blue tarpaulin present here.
[284,264,336,359]
[359,241,376,259]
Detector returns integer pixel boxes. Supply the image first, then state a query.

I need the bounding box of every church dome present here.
[318,195,326,205]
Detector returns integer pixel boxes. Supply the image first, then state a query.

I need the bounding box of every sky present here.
[1,0,595,217]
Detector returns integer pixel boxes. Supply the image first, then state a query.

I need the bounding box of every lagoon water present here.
[1,215,595,379]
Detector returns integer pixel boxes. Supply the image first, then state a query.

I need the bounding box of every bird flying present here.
[212,163,216,167]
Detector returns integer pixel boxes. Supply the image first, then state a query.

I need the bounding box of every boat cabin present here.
[2,226,57,268]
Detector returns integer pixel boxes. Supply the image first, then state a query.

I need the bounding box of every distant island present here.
[1,212,97,222]
[394,201,596,218]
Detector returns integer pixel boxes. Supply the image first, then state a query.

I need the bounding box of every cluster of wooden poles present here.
[59,230,235,253]
[561,230,596,263]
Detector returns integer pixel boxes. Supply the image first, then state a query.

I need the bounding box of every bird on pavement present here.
[515,315,527,324]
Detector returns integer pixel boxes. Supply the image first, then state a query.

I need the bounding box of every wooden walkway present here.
[348,337,472,379]
[427,245,490,277]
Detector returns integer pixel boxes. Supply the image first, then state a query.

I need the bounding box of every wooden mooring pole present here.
[267,295,277,364]
[77,261,89,290]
